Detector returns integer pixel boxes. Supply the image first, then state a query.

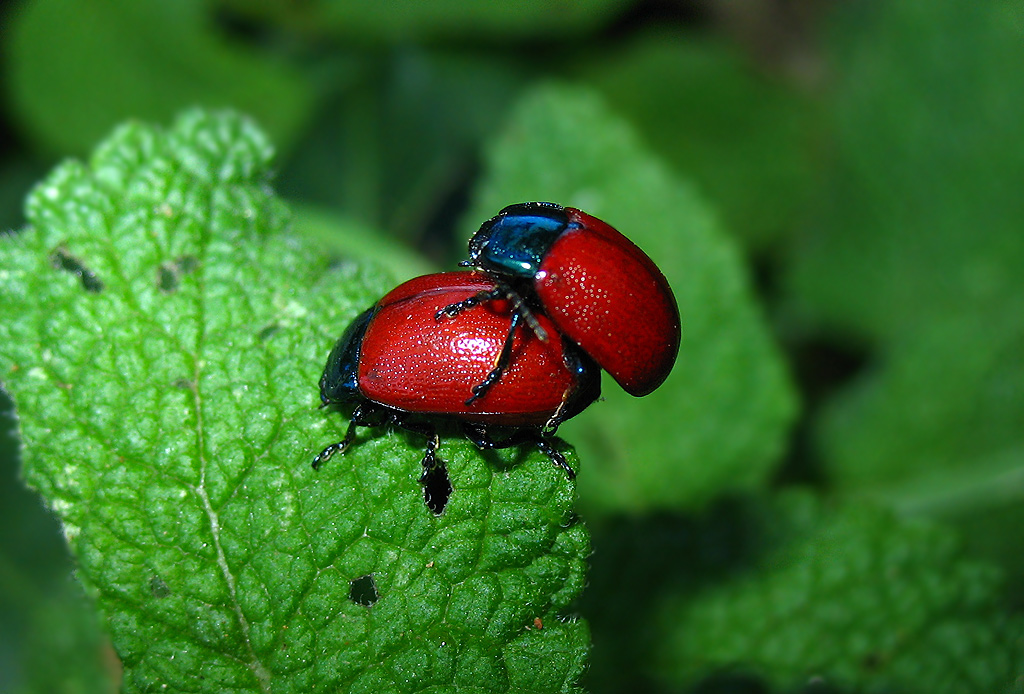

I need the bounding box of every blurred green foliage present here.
[1,0,1021,692]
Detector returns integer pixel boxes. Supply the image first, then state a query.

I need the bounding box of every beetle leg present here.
[418,432,451,515]
[462,423,575,480]
[466,310,523,405]
[545,338,601,436]
[462,422,532,450]
[421,433,441,477]
[542,365,583,436]
[435,287,504,320]
[437,284,549,344]
[542,397,570,437]
[387,417,442,475]
[533,438,575,479]
[502,288,548,343]
[313,401,387,469]
[312,420,358,470]
[436,282,551,404]
[311,415,364,470]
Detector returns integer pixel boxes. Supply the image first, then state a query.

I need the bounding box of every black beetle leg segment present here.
[533,438,575,479]
[312,422,357,470]
[542,390,573,437]
[386,417,441,478]
[462,423,576,480]
[435,287,505,321]
[466,310,523,405]
[503,288,548,343]
[436,284,548,344]
[313,401,384,469]
[421,434,441,479]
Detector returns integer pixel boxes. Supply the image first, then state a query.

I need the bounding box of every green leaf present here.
[278,50,526,240]
[819,309,1024,514]
[652,493,1024,693]
[575,31,818,249]
[466,84,798,513]
[7,0,314,156]
[787,0,1024,337]
[0,110,589,692]
[784,0,1024,514]
[1,382,112,692]
[7,576,116,694]
[289,202,435,282]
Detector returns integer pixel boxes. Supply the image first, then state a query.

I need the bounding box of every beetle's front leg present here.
[434,287,505,321]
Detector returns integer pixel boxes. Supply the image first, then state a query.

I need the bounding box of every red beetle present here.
[442,202,681,397]
[315,271,600,487]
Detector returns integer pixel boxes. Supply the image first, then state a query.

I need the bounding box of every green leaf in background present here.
[279,49,526,241]
[0,110,589,692]
[6,0,314,156]
[652,493,1024,693]
[576,31,818,250]
[215,0,630,43]
[788,0,1024,336]
[289,202,435,283]
[467,83,797,513]
[0,159,50,233]
[8,578,116,694]
[2,382,115,694]
[819,309,1024,514]
[784,0,1024,517]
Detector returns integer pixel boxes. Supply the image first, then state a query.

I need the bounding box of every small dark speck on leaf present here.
[257,324,280,341]
[149,575,171,598]
[157,255,199,293]
[50,244,104,293]
[349,574,379,606]
[172,378,195,390]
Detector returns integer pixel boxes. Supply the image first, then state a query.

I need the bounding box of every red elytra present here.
[358,271,592,425]
[536,207,680,397]
[314,271,600,481]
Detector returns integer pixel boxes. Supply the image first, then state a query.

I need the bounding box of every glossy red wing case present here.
[360,272,576,426]
[536,209,681,396]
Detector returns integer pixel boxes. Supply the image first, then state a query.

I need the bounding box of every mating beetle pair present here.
[314,202,681,487]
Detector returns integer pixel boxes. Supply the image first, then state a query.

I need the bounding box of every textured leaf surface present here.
[0,111,589,693]
[652,493,1024,693]
[467,84,797,513]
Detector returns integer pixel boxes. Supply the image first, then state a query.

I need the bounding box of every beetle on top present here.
[440,202,681,397]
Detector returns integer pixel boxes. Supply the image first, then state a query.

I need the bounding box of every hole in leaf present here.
[49,244,104,293]
[349,574,378,606]
[421,462,452,515]
[157,255,198,293]
[149,575,171,599]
